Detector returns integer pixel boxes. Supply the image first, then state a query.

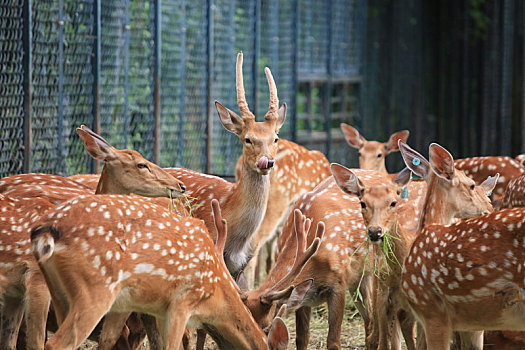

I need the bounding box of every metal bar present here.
[178,0,186,166]
[290,0,298,142]
[23,0,32,173]
[123,4,131,147]
[153,0,161,164]
[522,0,525,153]
[205,0,214,173]
[91,0,101,174]
[253,0,260,114]
[57,0,64,174]
[324,0,333,158]
[501,0,513,155]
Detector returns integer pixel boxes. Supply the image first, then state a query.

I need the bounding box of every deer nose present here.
[368,226,382,242]
[267,159,275,168]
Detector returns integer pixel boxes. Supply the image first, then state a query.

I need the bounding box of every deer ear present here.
[274,103,287,133]
[480,173,499,196]
[215,101,245,135]
[340,123,365,149]
[385,130,410,153]
[267,317,289,350]
[283,279,313,310]
[77,126,117,161]
[399,141,430,181]
[394,167,412,193]
[429,143,456,182]
[331,163,364,197]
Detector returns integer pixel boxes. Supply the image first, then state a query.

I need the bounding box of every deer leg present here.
[376,290,391,350]
[327,289,346,350]
[98,312,132,350]
[0,295,25,350]
[459,331,483,350]
[159,310,190,350]
[295,306,311,350]
[44,295,113,350]
[196,328,207,350]
[422,317,451,350]
[398,309,416,350]
[243,246,260,289]
[141,313,163,349]
[354,276,376,349]
[25,272,51,350]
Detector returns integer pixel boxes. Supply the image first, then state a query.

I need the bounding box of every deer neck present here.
[383,221,411,275]
[95,166,127,195]
[417,174,458,230]
[222,161,271,275]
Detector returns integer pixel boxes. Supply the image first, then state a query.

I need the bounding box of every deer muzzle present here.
[367,226,383,242]
[257,156,274,170]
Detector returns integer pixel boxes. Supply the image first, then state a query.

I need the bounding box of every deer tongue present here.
[258,156,269,169]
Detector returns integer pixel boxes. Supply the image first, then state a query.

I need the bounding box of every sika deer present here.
[164,52,285,278]
[398,143,523,350]
[340,123,409,174]
[332,142,498,350]
[31,197,289,349]
[501,174,525,209]
[0,125,186,349]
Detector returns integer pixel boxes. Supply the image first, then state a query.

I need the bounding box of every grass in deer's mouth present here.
[350,223,401,304]
[167,188,202,217]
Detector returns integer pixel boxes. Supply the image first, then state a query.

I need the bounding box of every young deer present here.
[30,196,289,349]
[454,156,525,200]
[164,52,285,278]
[67,174,100,190]
[398,144,525,350]
[240,139,332,288]
[332,141,498,350]
[0,126,186,349]
[501,174,525,209]
[340,123,409,174]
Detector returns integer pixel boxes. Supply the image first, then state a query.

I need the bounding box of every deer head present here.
[399,141,497,227]
[215,52,286,176]
[332,164,411,242]
[77,125,186,197]
[340,124,409,173]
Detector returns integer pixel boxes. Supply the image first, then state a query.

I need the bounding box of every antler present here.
[261,209,325,303]
[264,67,279,121]
[236,52,255,120]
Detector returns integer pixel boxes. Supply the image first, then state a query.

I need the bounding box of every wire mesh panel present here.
[297,0,330,75]
[159,0,184,167]
[0,0,24,177]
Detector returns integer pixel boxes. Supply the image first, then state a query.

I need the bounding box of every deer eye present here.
[360,201,366,209]
[274,138,279,143]
[245,138,252,144]
[470,184,475,190]
[358,152,362,157]
[390,201,397,208]
[377,154,382,158]
[137,163,149,169]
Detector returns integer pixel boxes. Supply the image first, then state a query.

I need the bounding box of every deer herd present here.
[1,53,525,350]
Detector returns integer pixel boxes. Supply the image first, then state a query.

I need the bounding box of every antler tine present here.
[211,199,227,269]
[262,210,321,298]
[264,67,279,121]
[236,52,254,120]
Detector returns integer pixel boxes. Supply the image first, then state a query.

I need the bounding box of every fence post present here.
[91,0,101,174]
[205,0,214,173]
[123,5,131,147]
[153,0,162,164]
[290,0,298,142]
[57,0,65,174]
[501,0,513,155]
[324,0,333,158]
[178,0,187,166]
[23,0,32,174]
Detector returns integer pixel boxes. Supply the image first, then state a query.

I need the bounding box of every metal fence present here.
[0,0,364,178]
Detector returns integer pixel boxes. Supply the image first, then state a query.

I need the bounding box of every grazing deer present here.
[240,139,332,288]
[398,143,525,350]
[0,126,186,349]
[340,123,409,174]
[332,140,498,350]
[30,196,289,349]
[454,156,525,200]
[164,52,285,278]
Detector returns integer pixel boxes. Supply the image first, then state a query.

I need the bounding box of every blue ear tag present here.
[401,186,409,199]
[412,157,421,166]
